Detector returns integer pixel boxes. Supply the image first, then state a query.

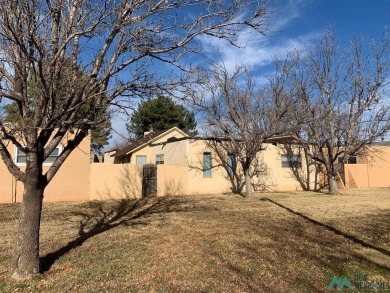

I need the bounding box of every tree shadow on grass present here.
[206,206,389,292]
[40,196,212,273]
[260,197,390,259]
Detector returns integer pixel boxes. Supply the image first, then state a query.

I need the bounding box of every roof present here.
[264,134,303,144]
[373,141,390,146]
[113,131,306,158]
[112,127,189,157]
[104,148,118,153]
[192,134,304,144]
[149,134,306,147]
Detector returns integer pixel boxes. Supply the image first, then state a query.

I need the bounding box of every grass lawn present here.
[0,188,389,292]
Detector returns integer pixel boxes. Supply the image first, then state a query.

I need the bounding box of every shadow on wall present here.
[251,158,275,192]
[94,165,143,200]
[93,164,188,199]
[164,179,184,196]
[40,196,215,273]
[119,165,142,198]
[280,144,323,191]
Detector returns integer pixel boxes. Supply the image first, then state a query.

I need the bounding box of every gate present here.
[142,164,157,197]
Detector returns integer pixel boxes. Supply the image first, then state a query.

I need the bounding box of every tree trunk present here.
[304,149,311,191]
[244,172,253,198]
[328,173,339,195]
[11,174,45,280]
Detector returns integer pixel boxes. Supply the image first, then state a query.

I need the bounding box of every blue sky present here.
[109,0,390,147]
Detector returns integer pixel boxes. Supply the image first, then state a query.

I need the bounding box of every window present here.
[227,153,236,177]
[203,152,212,177]
[156,154,164,165]
[15,148,27,164]
[338,156,357,164]
[45,147,60,163]
[136,155,147,165]
[281,154,301,168]
[15,146,61,166]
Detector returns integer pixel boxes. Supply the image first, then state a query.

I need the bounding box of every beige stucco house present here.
[2,127,389,203]
[88,127,316,200]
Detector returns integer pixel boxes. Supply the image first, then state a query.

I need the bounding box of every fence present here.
[89,164,190,200]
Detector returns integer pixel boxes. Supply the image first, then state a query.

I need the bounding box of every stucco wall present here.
[344,146,390,188]
[90,164,189,199]
[152,129,187,144]
[344,165,369,188]
[185,140,238,195]
[157,165,189,196]
[0,133,91,203]
[90,164,143,200]
[261,144,315,191]
[150,140,188,165]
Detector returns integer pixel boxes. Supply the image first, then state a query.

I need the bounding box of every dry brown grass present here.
[0,188,389,292]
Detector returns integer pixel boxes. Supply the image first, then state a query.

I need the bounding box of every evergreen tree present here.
[127,95,197,137]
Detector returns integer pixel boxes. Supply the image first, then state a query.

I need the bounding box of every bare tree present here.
[281,29,390,194]
[202,138,247,194]
[189,63,295,197]
[0,0,270,279]
[279,143,321,191]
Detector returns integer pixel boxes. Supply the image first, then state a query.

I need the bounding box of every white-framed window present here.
[156,154,164,165]
[136,155,147,165]
[281,154,302,168]
[15,145,62,166]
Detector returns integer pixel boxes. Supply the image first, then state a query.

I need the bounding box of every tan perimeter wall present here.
[90,163,226,199]
[90,164,143,200]
[344,146,390,188]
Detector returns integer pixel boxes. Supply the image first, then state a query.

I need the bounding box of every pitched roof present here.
[112,127,189,157]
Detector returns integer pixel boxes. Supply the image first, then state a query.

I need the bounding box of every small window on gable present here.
[15,146,61,166]
[203,152,212,178]
[281,154,301,168]
[156,154,164,165]
[136,155,147,165]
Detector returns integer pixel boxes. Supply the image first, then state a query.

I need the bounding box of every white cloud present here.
[268,0,311,32]
[197,0,318,74]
